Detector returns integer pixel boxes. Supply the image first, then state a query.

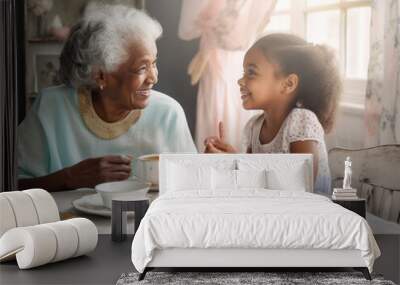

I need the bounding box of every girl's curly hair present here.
[253,33,342,133]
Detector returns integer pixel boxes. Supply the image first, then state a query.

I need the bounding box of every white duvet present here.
[131,190,380,273]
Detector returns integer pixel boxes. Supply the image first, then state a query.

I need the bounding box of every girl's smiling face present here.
[238,47,286,110]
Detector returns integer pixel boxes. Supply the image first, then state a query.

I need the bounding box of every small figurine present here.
[342,156,352,189]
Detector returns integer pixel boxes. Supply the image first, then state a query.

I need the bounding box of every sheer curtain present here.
[364,0,400,146]
[178,0,276,151]
[361,0,400,225]
[0,0,25,192]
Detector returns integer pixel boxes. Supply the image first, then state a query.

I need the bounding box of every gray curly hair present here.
[59,3,162,88]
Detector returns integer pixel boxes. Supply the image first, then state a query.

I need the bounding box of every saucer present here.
[72,192,158,217]
[72,193,112,217]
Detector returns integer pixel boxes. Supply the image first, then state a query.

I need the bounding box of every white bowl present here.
[95,180,151,208]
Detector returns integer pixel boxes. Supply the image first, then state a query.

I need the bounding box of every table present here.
[51,188,158,234]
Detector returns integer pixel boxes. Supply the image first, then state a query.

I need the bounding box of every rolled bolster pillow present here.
[1,192,39,227]
[0,196,17,237]
[0,226,57,269]
[0,218,98,269]
[65,218,98,257]
[42,221,79,263]
[23,189,60,224]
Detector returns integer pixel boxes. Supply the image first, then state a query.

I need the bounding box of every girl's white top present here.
[242,108,331,194]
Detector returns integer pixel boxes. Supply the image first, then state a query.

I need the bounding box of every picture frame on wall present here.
[32,52,62,93]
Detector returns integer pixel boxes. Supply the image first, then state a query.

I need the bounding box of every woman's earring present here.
[296,101,302,108]
[99,84,104,91]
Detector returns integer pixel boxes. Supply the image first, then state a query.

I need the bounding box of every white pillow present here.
[236,169,267,189]
[266,162,307,191]
[211,169,268,190]
[167,162,212,191]
[212,168,237,190]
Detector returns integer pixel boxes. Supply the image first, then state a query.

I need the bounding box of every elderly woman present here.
[18,3,197,192]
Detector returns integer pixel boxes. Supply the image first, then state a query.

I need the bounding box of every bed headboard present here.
[159,154,313,195]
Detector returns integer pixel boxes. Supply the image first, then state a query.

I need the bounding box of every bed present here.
[131,154,380,280]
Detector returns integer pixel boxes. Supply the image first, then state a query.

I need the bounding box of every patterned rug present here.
[116,271,396,285]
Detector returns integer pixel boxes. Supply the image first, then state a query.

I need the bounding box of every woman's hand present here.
[204,122,237,153]
[64,155,132,189]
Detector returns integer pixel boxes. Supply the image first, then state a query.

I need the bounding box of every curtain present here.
[178,0,276,151]
[364,0,400,146]
[0,0,25,192]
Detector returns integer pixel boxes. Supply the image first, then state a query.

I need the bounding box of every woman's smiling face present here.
[237,47,285,110]
[104,41,158,110]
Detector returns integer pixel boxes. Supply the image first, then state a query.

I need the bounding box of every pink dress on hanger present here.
[178,0,277,150]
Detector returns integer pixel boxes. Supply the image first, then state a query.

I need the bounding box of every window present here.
[267,0,291,33]
[264,0,372,106]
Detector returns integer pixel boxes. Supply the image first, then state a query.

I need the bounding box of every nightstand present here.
[332,198,366,218]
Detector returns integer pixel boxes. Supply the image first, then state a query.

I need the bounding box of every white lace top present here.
[242,108,331,194]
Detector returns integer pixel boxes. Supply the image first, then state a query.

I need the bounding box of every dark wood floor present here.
[0,235,134,285]
[1,234,397,284]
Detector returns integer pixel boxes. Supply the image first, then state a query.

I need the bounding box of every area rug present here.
[116,271,395,285]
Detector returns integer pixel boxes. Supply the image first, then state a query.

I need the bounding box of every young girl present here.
[204,33,341,195]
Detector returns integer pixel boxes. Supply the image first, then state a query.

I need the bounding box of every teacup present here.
[135,154,159,185]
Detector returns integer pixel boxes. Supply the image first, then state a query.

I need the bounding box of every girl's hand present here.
[204,122,237,153]
[204,138,237,153]
[64,155,132,189]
